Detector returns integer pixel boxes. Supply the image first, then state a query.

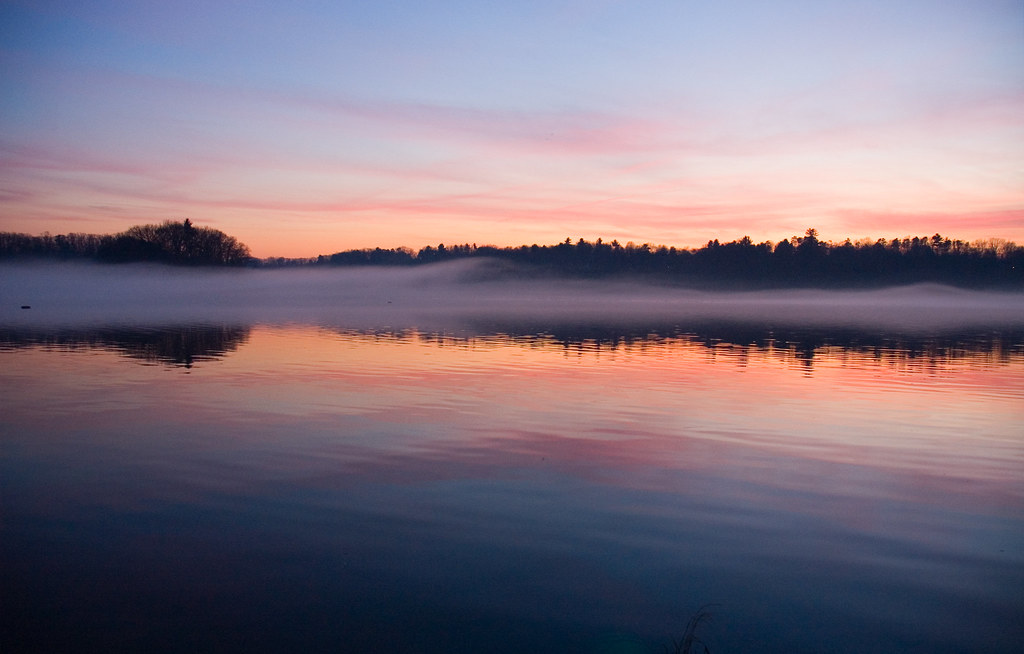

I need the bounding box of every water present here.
[2,266,1023,652]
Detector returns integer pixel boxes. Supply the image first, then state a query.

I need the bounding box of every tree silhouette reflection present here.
[0,325,251,368]
[334,322,1023,371]
[2,322,1020,371]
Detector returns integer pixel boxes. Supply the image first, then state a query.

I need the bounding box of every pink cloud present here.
[285,88,679,157]
[0,140,205,186]
[835,208,1024,241]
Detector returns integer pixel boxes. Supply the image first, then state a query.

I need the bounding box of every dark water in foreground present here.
[2,319,1022,653]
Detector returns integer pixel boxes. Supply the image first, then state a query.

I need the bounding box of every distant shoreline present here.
[2,223,1022,289]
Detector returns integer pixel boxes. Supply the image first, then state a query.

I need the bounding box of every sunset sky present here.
[2,1,1022,257]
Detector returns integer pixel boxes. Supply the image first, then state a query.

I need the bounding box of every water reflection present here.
[0,324,251,368]
[2,322,1022,652]
[413,322,1024,369]
[0,321,1020,371]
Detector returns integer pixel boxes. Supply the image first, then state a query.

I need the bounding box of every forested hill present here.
[2,223,1021,288]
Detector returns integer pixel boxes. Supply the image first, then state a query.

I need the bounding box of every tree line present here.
[310,229,1022,287]
[2,222,1021,286]
[0,219,250,266]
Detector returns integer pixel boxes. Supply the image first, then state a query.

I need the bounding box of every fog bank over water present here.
[2,260,1023,331]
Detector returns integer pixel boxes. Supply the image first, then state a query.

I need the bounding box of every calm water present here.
[2,314,1023,651]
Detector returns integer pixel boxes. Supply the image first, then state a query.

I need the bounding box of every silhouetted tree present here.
[97,235,170,263]
[110,220,250,265]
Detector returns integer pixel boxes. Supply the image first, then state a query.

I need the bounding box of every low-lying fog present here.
[3,260,1023,332]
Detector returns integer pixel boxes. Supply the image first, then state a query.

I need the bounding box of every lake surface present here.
[2,266,1023,653]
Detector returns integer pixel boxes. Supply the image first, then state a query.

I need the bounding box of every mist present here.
[2,260,1023,332]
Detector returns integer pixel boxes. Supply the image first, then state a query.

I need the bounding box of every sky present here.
[1,1,1022,258]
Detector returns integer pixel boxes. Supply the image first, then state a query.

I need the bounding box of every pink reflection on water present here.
[3,323,1023,653]
[4,325,1021,510]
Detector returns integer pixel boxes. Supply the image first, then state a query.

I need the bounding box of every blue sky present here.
[2,0,1022,256]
